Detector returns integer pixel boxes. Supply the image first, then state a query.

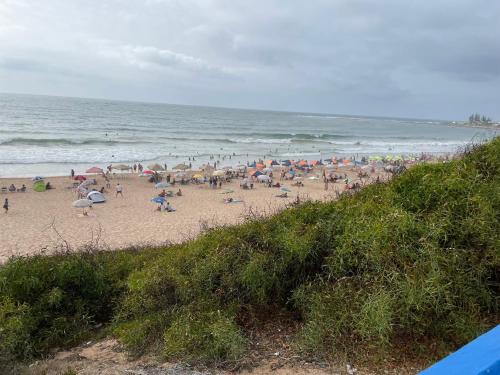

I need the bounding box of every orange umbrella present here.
[256,163,265,169]
[310,160,318,166]
[298,160,308,167]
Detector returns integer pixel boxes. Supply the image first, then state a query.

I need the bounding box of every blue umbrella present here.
[252,170,264,177]
[151,196,166,204]
[281,160,291,166]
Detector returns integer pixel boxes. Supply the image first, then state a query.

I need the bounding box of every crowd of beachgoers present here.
[0,152,452,261]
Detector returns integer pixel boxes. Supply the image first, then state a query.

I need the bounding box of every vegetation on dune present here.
[1,138,499,370]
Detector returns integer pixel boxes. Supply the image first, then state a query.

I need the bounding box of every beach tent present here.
[148,163,164,171]
[74,175,86,181]
[33,180,46,192]
[419,325,500,375]
[86,167,103,174]
[281,160,291,166]
[87,191,106,203]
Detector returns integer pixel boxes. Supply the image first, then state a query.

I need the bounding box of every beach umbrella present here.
[297,160,308,167]
[174,163,189,170]
[212,170,225,177]
[86,167,103,174]
[72,199,93,208]
[32,176,44,181]
[112,164,131,171]
[263,167,273,173]
[256,163,265,169]
[148,163,164,171]
[175,172,187,179]
[201,164,215,171]
[271,160,279,165]
[78,180,93,188]
[155,182,170,189]
[257,175,271,182]
[192,174,203,179]
[142,170,155,175]
[74,175,87,181]
[151,196,166,204]
[87,191,106,203]
[281,160,291,166]
[252,170,263,177]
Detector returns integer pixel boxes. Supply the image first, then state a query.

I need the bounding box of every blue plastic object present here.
[419,325,500,375]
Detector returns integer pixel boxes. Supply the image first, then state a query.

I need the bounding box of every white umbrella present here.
[79,180,93,188]
[263,167,273,173]
[212,170,225,177]
[155,181,170,188]
[72,199,93,208]
[257,175,271,182]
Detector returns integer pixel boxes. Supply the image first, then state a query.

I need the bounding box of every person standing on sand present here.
[116,183,123,197]
[324,177,329,191]
[3,198,8,213]
[70,169,75,179]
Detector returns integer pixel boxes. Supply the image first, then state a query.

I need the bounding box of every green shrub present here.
[1,137,499,367]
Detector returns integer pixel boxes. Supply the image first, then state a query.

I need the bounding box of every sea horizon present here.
[0,92,497,178]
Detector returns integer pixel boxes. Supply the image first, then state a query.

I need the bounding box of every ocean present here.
[0,93,497,177]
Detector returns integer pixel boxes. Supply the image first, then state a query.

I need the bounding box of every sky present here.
[0,0,499,120]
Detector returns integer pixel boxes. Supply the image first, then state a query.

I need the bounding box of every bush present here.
[1,137,499,368]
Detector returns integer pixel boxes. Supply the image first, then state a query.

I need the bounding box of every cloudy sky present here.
[0,0,499,119]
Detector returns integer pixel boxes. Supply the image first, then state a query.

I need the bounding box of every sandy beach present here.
[0,170,365,263]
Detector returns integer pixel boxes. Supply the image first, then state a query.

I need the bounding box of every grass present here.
[1,138,499,370]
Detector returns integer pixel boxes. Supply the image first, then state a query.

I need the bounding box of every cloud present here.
[0,0,499,119]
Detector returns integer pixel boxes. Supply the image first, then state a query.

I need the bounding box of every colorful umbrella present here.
[86,167,103,174]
